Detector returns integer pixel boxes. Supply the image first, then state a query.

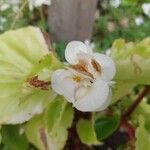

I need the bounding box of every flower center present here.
[73,75,82,83]
[71,57,101,80]
[72,64,94,79]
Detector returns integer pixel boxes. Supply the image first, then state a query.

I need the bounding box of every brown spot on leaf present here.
[39,128,48,150]
[27,76,51,90]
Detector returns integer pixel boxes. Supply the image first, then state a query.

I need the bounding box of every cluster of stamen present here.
[72,58,101,80]
[91,59,101,73]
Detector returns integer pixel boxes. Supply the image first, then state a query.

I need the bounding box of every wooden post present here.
[48,0,98,42]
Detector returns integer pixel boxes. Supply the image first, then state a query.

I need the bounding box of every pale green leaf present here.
[44,96,67,133]
[77,119,99,145]
[135,116,150,150]
[132,101,150,130]
[111,38,150,85]
[112,81,135,103]
[0,26,62,124]
[25,96,74,150]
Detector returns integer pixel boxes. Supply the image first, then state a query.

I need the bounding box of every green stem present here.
[11,0,28,29]
[39,7,45,30]
[123,85,150,119]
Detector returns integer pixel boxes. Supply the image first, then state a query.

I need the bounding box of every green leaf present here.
[94,113,120,140]
[112,81,135,103]
[77,119,99,145]
[60,102,74,129]
[0,126,1,144]
[132,101,150,131]
[0,26,62,124]
[28,53,63,79]
[25,96,74,150]
[111,38,150,85]
[54,42,67,62]
[25,115,46,150]
[1,125,28,150]
[135,116,150,150]
[44,96,67,133]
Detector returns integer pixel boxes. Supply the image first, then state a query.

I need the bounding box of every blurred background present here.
[0,0,150,57]
[0,1,150,149]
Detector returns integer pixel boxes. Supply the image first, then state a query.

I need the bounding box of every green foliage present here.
[93,3,150,50]
[77,119,99,145]
[25,96,74,150]
[111,38,150,85]
[122,0,150,5]
[54,42,67,62]
[45,95,74,132]
[110,37,150,103]
[1,125,28,150]
[94,113,120,140]
[112,81,135,103]
[132,101,150,130]
[135,116,150,150]
[0,1,49,33]
[45,96,67,132]
[0,26,62,124]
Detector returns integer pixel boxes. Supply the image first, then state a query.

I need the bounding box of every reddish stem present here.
[121,121,135,140]
[123,85,150,119]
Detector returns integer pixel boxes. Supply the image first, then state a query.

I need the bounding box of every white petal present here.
[94,89,112,111]
[51,69,70,94]
[51,69,78,103]
[60,76,78,103]
[65,41,92,65]
[93,53,116,81]
[73,79,110,112]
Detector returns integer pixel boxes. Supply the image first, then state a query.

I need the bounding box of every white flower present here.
[110,0,121,8]
[142,3,150,17]
[8,0,20,5]
[28,0,51,10]
[0,3,10,11]
[12,6,19,12]
[51,41,116,112]
[135,17,144,26]
[84,39,95,49]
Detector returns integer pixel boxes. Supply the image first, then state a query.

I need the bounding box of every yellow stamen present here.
[73,76,82,83]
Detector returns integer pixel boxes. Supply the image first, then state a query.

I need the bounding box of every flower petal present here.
[51,69,78,103]
[73,79,110,112]
[51,69,70,94]
[65,41,92,65]
[93,53,116,81]
[94,89,112,111]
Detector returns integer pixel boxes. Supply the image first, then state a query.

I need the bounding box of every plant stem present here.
[123,85,150,119]
[39,7,46,30]
[11,0,28,29]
